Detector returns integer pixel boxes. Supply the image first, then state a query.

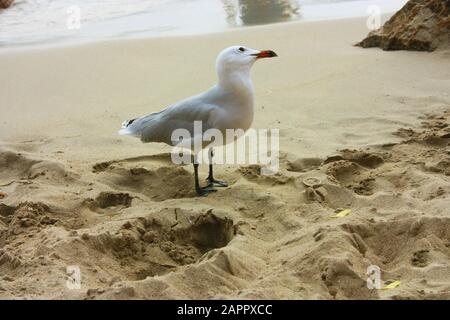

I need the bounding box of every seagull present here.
[119,45,277,196]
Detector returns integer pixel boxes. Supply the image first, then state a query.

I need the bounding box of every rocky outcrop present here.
[357,0,450,51]
[0,0,14,9]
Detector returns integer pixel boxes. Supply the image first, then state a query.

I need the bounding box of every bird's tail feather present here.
[118,128,132,136]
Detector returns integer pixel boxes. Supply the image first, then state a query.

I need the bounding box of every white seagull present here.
[119,45,277,196]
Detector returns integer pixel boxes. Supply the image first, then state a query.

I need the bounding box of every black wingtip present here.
[123,118,136,128]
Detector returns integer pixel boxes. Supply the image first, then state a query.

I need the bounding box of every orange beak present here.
[252,50,278,59]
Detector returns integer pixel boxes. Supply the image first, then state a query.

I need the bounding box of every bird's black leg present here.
[194,161,216,197]
[206,148,228,188]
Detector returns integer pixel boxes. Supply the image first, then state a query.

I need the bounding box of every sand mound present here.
[92,155,195,201]
[0,150,77,183]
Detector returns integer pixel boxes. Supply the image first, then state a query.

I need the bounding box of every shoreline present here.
[0,6,403,51]
[0,15,365,52]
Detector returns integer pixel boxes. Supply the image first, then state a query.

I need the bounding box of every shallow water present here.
[0,0,407,47]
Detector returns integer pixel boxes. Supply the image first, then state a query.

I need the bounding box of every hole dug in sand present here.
[79,210,235,281]
[176,212,235,251]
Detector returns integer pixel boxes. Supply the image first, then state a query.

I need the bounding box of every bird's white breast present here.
[212,71,255,133]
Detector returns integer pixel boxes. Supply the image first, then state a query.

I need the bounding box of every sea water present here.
[0,0,407,47]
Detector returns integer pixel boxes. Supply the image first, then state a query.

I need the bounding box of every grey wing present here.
[131,97,218,145]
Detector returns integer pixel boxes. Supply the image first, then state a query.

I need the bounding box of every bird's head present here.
[216,45,277,74]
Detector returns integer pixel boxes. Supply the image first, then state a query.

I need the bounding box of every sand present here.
[0,16,449,299]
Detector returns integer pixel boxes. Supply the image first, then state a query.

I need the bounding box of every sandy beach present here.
[0,15,449,299]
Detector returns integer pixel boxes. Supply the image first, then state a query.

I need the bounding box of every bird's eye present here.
[238,47,245,52]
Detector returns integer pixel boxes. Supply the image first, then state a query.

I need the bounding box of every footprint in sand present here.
[91,153,196,201]
[324,151,386,196]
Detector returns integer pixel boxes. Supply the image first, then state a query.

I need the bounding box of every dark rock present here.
[0,0,14,9]
[357,0,450,51]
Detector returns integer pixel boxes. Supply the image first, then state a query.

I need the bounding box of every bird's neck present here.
[218,68,254,99]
